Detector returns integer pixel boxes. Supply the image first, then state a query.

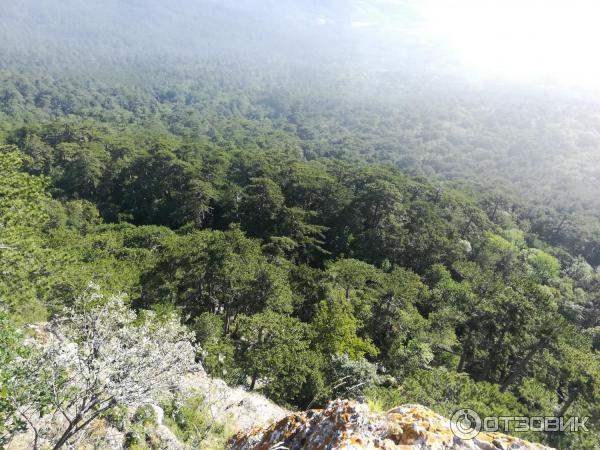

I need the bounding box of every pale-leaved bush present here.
[10,283,198,450]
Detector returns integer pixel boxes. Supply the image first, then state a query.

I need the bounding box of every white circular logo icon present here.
[450,408,482,440]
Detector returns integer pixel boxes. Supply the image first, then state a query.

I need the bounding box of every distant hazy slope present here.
[3,0,600,262]
[0,0,362,63]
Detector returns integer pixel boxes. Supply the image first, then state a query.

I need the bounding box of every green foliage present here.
[1,45,600,448]
[366,368,526,422]
[163,394,231,450]
[527,249,561,283]
[0,311,29,445]
[191,313,235,380]
[233,311,321,406]
[371,267,433,376]
[313,294,379,360]
[326,258,381,300]
[0,147,51,320]
[238,177,285,237]
[141,225,293,321]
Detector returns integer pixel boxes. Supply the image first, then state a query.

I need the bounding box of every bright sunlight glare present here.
[414,0,600,89]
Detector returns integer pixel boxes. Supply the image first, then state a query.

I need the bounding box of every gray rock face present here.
[180,372,290,432]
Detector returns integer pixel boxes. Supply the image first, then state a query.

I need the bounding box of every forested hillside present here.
[1,1,600,449]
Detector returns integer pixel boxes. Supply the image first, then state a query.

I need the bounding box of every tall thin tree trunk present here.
[480,332,504,381]
[224,311,231,335]
[500,340,545,392]
[490,202,499,222]
[457,344,470,373]
[249,369,259,391]
[461,218,473,237]
[248,327,264,390]
[556,387,579,417]
[479,351,495,381]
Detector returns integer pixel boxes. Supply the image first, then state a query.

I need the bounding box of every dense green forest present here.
[2,1,600,449]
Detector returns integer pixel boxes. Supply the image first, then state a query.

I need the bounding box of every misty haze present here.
[1,1,599,449]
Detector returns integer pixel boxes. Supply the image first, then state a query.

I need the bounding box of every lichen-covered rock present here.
[227,400,554,450]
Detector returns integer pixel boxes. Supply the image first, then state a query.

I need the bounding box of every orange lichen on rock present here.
[227,400,554,450]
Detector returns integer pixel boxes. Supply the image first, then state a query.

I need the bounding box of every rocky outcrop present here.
[181,372,289,432]
[227,400,553,450]
[10,324,288,449]
[8,371,289,450]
